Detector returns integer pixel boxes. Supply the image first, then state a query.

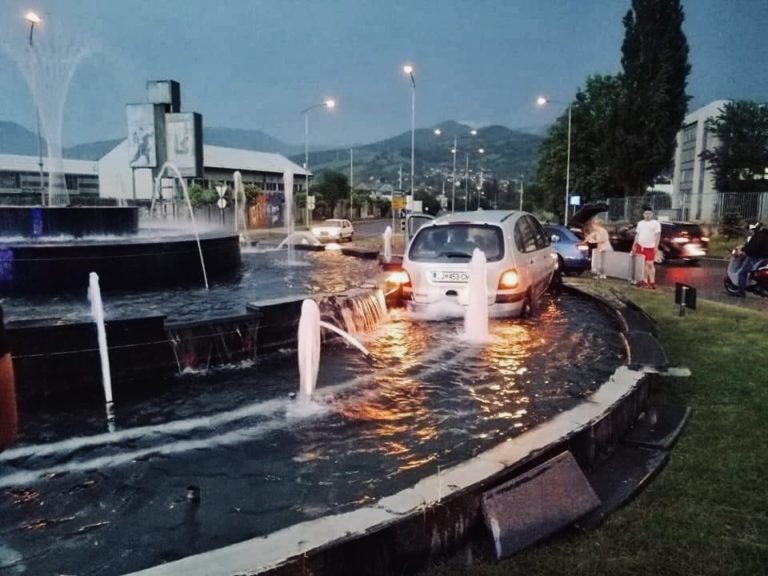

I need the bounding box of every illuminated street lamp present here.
[25,11,45,204]
[25,11,40,44]
[301,98,336,226]
[536,95,571,224]
[403,64,415,199]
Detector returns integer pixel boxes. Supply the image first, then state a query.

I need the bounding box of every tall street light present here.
[536,96,571,225]
[403,64,415,200]
[25,11,45,205]
[435,127,476,212]
[464,147,484,211]
[301,98,336,226]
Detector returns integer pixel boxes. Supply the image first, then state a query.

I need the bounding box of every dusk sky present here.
[1,0,767,148]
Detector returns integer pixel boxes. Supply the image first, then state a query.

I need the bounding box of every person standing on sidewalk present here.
[0,305,17,452]
[585,217,613,279]
[632,206,661,289]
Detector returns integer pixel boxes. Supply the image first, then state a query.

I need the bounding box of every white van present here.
[401,211,555,317]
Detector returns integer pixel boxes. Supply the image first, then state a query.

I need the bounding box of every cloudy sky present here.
[1,0,766,148]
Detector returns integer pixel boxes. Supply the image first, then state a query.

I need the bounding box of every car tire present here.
[519,290,534,319]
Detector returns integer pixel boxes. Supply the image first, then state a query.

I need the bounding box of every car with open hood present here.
[400,210,555,318]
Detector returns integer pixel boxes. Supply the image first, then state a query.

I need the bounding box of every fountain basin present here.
[0,230,241,293]
[0,280,633,576]
[0,205,139,238]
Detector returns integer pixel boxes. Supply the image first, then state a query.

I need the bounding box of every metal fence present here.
[604,191,768,228]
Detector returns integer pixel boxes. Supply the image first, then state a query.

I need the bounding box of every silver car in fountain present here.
[401,211,556,318]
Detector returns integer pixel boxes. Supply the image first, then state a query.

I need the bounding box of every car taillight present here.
[388,270,410,287]
[672,236,689,244]
[498,269,519,289]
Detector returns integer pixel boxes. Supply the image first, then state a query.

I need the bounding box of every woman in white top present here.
[585,217,613,278]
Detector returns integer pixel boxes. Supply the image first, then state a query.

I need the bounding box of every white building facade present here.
[671,99,729,222]
[98,140,309,201]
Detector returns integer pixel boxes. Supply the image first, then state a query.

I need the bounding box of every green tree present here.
[537,75,624,216]
[187,183,217,208]
[311,170,350,214]
[616,0,690,196]
[700,101,768,192]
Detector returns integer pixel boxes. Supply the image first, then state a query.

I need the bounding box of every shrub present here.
[719,211,743,239]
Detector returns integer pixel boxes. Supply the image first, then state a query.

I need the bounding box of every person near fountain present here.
[585,217,613,279]
[0,305,17,451]
[632,206,661,289]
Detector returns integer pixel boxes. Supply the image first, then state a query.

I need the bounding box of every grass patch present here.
[421,288,768,576]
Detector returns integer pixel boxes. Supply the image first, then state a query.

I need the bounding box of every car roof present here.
[433,210,522,225]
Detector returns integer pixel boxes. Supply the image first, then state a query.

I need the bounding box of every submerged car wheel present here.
[519,290,534,319]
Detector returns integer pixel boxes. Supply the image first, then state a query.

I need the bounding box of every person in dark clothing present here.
[0,305,17,451]
[736,223,768,297]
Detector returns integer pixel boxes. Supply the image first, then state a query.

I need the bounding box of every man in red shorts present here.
[632,206,661,289]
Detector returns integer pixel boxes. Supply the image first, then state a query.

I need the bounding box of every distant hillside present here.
[294,121,543,186]
[204,127,300,156]
[0,120,543,184]
[0,121,41,156]
[65,138,123,160]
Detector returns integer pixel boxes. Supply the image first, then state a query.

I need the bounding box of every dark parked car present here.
[610,221,709,264]
[543,224,591,275]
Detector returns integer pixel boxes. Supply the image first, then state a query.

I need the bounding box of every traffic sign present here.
[216,185,227,199]
[392,197,405,210]
[217,198,227,209]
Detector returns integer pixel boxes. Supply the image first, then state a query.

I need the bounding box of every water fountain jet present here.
[463,248,490,342]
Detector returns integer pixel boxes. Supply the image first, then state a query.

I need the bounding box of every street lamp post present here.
[25,11,45,205]
[464,147,484,211]
[301,98,335,227]
[403,64,415,201]
[435,128,477,212]
[536,96,572,225]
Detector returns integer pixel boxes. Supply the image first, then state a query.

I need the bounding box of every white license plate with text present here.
[431,271,469,283]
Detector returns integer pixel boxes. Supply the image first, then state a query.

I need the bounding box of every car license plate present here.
[432,271,469,283]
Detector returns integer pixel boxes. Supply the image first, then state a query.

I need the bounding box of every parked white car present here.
[311,219,354,242]
[401,211,555,317]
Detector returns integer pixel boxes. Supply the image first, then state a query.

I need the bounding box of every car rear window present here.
[409,224,503,262]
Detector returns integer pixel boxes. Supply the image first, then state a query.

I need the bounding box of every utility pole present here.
[349,148,354,219]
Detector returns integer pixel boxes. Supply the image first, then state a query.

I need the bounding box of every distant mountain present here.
[0,121,41,156]
[65,139,123,160]
[204,127,300,156]
[0,120,544,184]
[294,121,544,186]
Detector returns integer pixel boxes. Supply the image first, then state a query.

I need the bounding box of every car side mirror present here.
[550,234,560,242]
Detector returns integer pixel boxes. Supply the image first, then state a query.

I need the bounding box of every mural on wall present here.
[126,104,157,168]
[165,113,203,177]
[247,193,284,228]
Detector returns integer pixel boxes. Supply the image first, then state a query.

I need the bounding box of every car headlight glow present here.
[498,269,519,289]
